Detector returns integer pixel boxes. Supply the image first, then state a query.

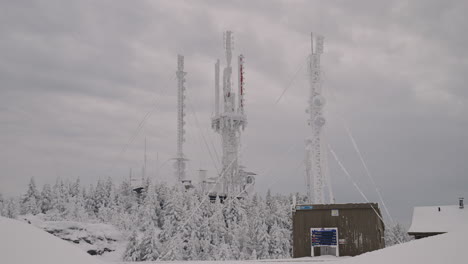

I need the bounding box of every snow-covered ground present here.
[337,228,466,264]
[0,216,104,264]
[1,215,467,264]
[19,214,127,262]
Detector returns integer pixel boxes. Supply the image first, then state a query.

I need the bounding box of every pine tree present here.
[116,178,136,214]
[3,198,20,218]
[385,223,412,246]
[64,186,88,222]
[139,183,160,231]
[123,231,142,261]
[40,184,53,213]
[51,178,68,216]
[140,225,161,261]
[257,222,271,259]
[21,177,41,215]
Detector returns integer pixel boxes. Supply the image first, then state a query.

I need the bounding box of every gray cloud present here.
[1,0,467,227]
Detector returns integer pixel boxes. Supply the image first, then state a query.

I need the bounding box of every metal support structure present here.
[215,59,220,116]
[143,137,147,179]
[305,33,333,204]
[211,31,254,197]
[174,54,188,183]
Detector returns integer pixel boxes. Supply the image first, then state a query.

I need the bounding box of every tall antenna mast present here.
[212,30,254,197]
[143,137,147,179]
[238,54,245,114]
[305,33,332,204]
[215,59,220,116]
[174,54,187,183]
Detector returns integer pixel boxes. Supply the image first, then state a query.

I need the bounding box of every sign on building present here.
[310,227,339,257]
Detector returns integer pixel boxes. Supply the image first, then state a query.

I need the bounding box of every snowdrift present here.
[0,216,104,264]
[339,227,466,264]
[20,214,126,261]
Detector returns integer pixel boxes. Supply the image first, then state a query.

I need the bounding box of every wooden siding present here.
[292,203,385,257]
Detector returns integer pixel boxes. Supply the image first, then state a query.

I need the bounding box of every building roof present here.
[295,203,379,211]
[408,205,468,234]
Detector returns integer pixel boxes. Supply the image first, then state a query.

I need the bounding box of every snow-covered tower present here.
[211,31,254,197]
[174,54,188,183]
[305,33,334,204]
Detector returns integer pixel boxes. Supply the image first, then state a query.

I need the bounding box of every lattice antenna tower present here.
[143,137,147,179]
[212,30,252,197]
[174,54,188,183]
[305,33,334,204]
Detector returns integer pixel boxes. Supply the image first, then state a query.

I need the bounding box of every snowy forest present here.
[0,177,294,261]
[0,177,410,261]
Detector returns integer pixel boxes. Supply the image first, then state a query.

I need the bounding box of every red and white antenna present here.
[238,54,245,114]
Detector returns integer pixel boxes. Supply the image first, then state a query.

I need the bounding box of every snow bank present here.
[408,205,468,233]
[0,216,104,264]
[20,214,126,261]
[338,227,466,264]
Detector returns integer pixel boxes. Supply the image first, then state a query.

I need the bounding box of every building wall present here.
[292,203,385,257]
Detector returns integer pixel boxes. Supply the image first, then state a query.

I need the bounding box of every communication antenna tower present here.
[305,33,333,204]
[174,54,187,183]
[211,31,254,197]
[143,137,147,179]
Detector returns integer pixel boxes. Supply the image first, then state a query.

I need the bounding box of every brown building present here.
[292,203,385,257]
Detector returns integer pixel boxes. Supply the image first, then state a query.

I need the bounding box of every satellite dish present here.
[314,116,326,127]
[246,176,254,184]
[312,95,326,108]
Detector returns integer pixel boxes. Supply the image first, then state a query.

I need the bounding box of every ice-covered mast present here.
[305,33,334,204]
[174,54,187,183]
[212,31,253,197]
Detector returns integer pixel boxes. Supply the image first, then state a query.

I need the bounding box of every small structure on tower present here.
[210,31,255,200]
[173,54,192,189]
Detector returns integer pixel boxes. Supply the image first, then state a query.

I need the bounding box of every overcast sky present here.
[1,0,467,227]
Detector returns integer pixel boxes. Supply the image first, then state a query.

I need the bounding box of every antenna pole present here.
[175,54,187,183]
[215,59,220,116]
[305,33,331,204]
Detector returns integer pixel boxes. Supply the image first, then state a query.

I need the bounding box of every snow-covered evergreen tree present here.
[123,231,142,261]
[385,223,412,246]
[139,183,160,231]
[11,176,301,261]
[21,177,41,215]
[40,184,53,213]
[2,198,20,218]
[140,224,161,261]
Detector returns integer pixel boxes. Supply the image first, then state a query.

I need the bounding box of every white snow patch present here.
[0,216,104,264]
[19,214,126,262]
[337,227,466,264]
[408,205,468,233]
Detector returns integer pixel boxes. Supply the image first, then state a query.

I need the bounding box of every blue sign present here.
[296,205,314,210]
[311,229,337,246]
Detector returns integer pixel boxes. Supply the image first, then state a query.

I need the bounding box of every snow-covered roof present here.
[408,205,468,233]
